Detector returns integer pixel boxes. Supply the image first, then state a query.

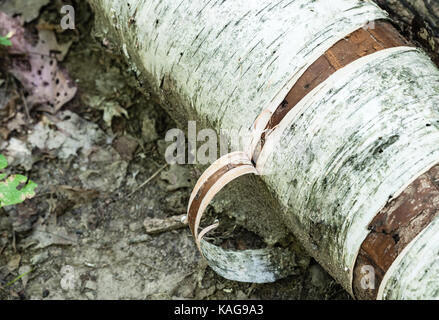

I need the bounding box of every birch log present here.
[88,0,439,299]
[374,0,439,63]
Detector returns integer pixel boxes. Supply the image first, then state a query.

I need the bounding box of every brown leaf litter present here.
[0,11,76,114]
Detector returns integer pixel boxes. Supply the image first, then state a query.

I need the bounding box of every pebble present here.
[0,216,11,231]
[310,264,329,288]
[129,222,142,232]
[31,251,49,265]
[128,234,151,244]
[84,280,97,291]
[85,292,95,300]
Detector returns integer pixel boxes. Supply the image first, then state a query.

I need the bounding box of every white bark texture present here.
[89,0,439,298]
[259,47,439,297]
[378,214,439,299]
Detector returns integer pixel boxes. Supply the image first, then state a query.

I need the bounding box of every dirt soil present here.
[0,0,354,300]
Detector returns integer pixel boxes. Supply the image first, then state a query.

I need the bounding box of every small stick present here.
[126,164,168,198]
[20,90,31,122]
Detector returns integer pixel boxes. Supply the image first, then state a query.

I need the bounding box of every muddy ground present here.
[4,0,432,300]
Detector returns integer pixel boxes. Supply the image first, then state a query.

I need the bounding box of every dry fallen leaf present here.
[0,12,76,113]
[7,254,21,273]
[112,135,138,161]
[160,165,193,191]
[9,201,39,233]
[83,95,129,127]
[51,185,100,216]
[21,224,78,249]
[6,112,26,133]
[0,0,50,24]
[18,265,32,288]
[58,185,100,204]
[27,111,106,160]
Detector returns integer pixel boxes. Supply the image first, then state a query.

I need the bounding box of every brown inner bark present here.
[353,164,439,299]
[187,163,246,236]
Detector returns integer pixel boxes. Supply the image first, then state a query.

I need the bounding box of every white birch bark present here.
[378,214,439,300]
[259,47,439,294]
[90,0,387,135]
[89,0,439,298]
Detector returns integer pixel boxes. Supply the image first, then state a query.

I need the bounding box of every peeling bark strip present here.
[256,20,411,158]
[187,152,256,250]
[90,0,439,298]
[200,240,298,283]
[189,21,414,286]
[353,164,439,300]
[187,152,297,283]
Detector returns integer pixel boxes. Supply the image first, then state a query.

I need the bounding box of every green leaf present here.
[0,154,8,180]
[0,154,7,169]
[0,154,37,208]
[0,36,12,46]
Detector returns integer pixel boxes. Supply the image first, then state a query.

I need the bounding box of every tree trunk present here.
[375,0,439,64]
[88,0,439,299]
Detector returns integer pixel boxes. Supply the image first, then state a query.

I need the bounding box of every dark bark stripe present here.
[187,162,247,236]
[353,163,439,299]
[260,20,411,149]
[187,151,258,249]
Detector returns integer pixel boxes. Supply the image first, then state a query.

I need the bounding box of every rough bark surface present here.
[379,214,439,299]
[258,47,439,295]
[375,0,439,64]
[200,240,299,283]
[88,0,439,298]
[354,163,439,299]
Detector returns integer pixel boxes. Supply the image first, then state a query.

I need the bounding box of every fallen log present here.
[374,0,439,64]
[88,0,439,299]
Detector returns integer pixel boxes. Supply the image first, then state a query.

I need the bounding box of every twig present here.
[28,228,77,245]
[19,90,30,123]
[5,268,33,288]
[126,164,168,198]
[33,192,54,198]
[11,230,16,253]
